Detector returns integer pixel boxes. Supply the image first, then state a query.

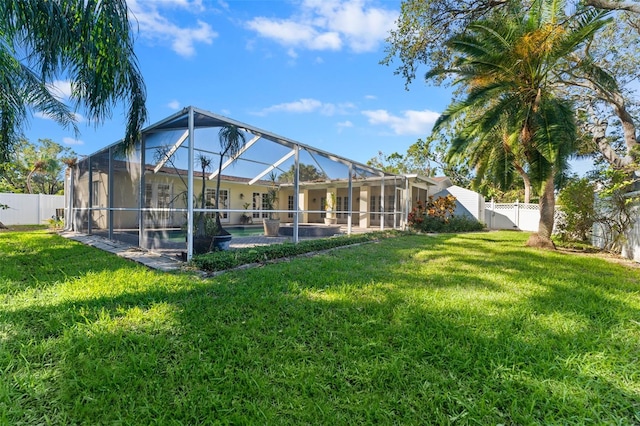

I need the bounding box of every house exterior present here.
[66,106,449,259]
[432,184,486,222]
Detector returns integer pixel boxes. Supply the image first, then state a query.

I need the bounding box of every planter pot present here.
[324,217,337,225]
[193,236,213,254]
[263,218,280,237]
[212,234,232,251]
[193,234,232,254]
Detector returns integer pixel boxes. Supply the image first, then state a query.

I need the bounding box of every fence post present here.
[514,199,520,229]
[490,198,495,229]
[38,193,42,225]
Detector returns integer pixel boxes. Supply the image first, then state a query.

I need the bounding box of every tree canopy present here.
[277,164,328,183]
[0,0,147,164]
[384,0,639,172]
[422,0,610,246]
[0,138,76,195]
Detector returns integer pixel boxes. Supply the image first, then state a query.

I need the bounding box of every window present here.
[145,183,153,208]
[252,192,261,218]
[92,181,100,207]
[287,195,294,218]
[336,196,343,218]
[144,183,173,225]
[370,195,377,220]
[261,193,269,218]
[342,196,351,218]
[320,196,326,219]
[206,188,229,219]
[157,184,171,209]
[342,196,348,217]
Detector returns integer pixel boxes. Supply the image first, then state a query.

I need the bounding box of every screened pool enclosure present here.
[66,106,440,259]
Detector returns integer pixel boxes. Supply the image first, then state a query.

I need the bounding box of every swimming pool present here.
[143,225,265,243]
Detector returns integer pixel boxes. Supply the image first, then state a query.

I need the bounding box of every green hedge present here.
[191,231,399,272]
[412,215,485,233]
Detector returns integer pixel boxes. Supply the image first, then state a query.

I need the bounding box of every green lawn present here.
[1,230,639,424]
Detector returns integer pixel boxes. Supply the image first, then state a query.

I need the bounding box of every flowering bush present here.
[408,195,457,226]
[408,194,484,233]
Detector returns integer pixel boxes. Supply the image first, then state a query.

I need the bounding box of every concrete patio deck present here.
[59,225,376,272]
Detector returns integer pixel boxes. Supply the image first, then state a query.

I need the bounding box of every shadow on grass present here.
[2,231,639,424]
[0,232,149,293]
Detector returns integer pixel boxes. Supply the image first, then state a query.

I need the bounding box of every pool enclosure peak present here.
[68,106,442,260]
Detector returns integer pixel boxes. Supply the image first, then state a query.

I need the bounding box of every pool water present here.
[226,226,265,237]
[145,226,264,242]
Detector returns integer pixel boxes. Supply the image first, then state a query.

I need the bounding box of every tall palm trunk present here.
[513,163,532,203]
[527,174,556,249]
[26,160,45,194]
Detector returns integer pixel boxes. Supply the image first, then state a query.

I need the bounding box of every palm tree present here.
[429,1,610,247]
[213,125,246,235]
[0,0,147,163]
[195,154,212,239]
[26,160,46,194]
[448,114,534,203]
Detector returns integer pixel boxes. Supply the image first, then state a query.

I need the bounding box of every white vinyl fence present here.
[0,193,65,225]
[484,200,540,232]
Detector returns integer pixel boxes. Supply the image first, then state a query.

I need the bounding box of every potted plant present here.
[263,172,280,237]
[324,191,337,225]
[193,154,214,254]
[240,202,253,224]
[207,125,246,251]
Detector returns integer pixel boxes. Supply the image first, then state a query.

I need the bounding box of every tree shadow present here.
[2,232,639,424]
[0,232,150,294]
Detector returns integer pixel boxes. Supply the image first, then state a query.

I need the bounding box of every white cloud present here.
[217,0,229,12]
[337,120,353,133]
[128,0,217,57]
[34,111,84,123]
[246,17,341,52]
[147,0,204,11]
[44,80,72,101]
[246,0,397,53]
[364,94,377,100]
[256,98,355,116]
[63,137,84,146]
[258,98,322,115]
[362,109,440,136]
[167,100,181,110]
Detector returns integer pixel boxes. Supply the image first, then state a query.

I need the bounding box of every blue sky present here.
[26,0,453,166]
[26,0,593,175]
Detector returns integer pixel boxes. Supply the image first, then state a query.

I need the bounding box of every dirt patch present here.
[0,225,48,232]
[526,233,556,250]
[559,248,640,269]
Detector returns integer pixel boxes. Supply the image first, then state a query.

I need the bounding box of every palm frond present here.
[0,0,148,158]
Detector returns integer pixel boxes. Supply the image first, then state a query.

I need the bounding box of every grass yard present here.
[1,230,639,424]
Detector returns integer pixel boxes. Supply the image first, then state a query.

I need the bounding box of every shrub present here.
[556,178,596,243]
[46,216,64,230]
[444,216,485,232]
[191,232,400,272]
[408,195,457,227]
[408,195,483,233]
[413,215,484,233]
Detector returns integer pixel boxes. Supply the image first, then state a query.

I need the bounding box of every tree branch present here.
[585,0,640,13]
